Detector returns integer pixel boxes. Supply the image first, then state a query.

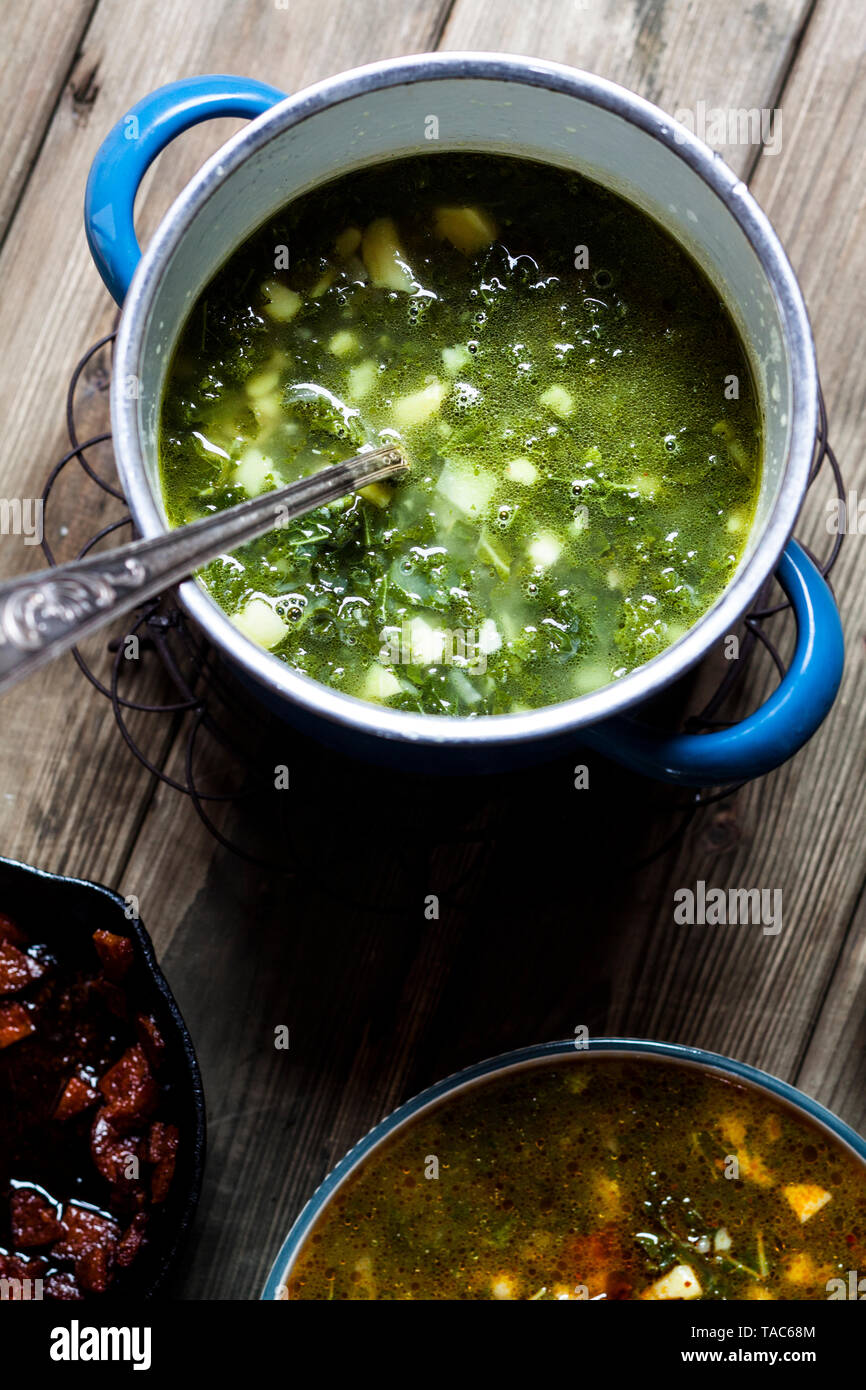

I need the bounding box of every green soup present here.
[159,154,761,715]
[282,1057,866,1301]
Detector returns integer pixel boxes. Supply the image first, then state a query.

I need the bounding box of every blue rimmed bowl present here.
[261,1036,866,1300]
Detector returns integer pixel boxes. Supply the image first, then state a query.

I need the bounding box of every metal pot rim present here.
[113,52,818,749]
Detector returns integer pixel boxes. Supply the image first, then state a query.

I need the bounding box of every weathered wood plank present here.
[0,0,96,243]
[3,0,859,1304]
[797,895,866,1133]
[0,336,176,887]
[111,2,847,1298]
[604,0,866,1121]
[440,0,811,177]
[750,0,866,1123]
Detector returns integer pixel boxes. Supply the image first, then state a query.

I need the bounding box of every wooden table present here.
[0,0,863,1300]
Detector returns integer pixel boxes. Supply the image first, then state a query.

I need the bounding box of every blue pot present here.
[84,57,843,782]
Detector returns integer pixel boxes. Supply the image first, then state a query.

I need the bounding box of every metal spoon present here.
[0,444,407,696]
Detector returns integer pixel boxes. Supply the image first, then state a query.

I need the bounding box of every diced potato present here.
[572,662,612,696]
[529,533,562,569]
[477,618,502,656]
[784,1252,830,1287]
[234,447,277,497]
[328,329,358,358]
[261,279,302,322]
[245,356,286,429]
[334,226,362,259]
[436,460,497,518]
[392,378,447,428]
[727,511,745,533]
[506,457,538,485]
[782,1184,832,1224]
[361,662,402,702]
[231,596,289,650]
[310,267,335,298]
[362,217,416,291]
[715,1126,775,1185]
[441,344,472,375]
[450,668,483,705]
[713,1227,732,1253]
[640,1264,702,1301]
[252,396,283,431]
[347,360,378,401]
[407,615,446,666]
[245,369,281,400]
[540,384,575,419]
[490,1274,517,1300]
[358,481,393,509]
[434,205,498,255]
[737,1150,774,1188]
[718,1114,746,1147]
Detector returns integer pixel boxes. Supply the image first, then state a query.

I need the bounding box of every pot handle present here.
[84,75,287,305]
[584,539,844,786]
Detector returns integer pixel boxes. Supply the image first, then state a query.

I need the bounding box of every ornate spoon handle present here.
[0,446,406,696]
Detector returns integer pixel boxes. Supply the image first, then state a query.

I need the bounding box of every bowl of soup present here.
[84,55,843,781]
[262,1039,866,1301]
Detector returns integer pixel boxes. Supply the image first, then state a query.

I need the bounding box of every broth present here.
[160,154,761,714]
[284,1056,865,1301]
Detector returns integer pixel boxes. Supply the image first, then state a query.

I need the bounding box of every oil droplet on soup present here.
[282,1058,866,1301]
[159,155,762,715]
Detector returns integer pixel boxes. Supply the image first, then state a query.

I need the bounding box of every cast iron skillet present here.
[0,855,205,1298]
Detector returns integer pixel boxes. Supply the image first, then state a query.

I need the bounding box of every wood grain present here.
[0,0,863,1302]
[441,0,811,177]
[0,0,96,243]
[112,0,866,1300]
[603,0,866,1119]
[750,0,866,1125]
